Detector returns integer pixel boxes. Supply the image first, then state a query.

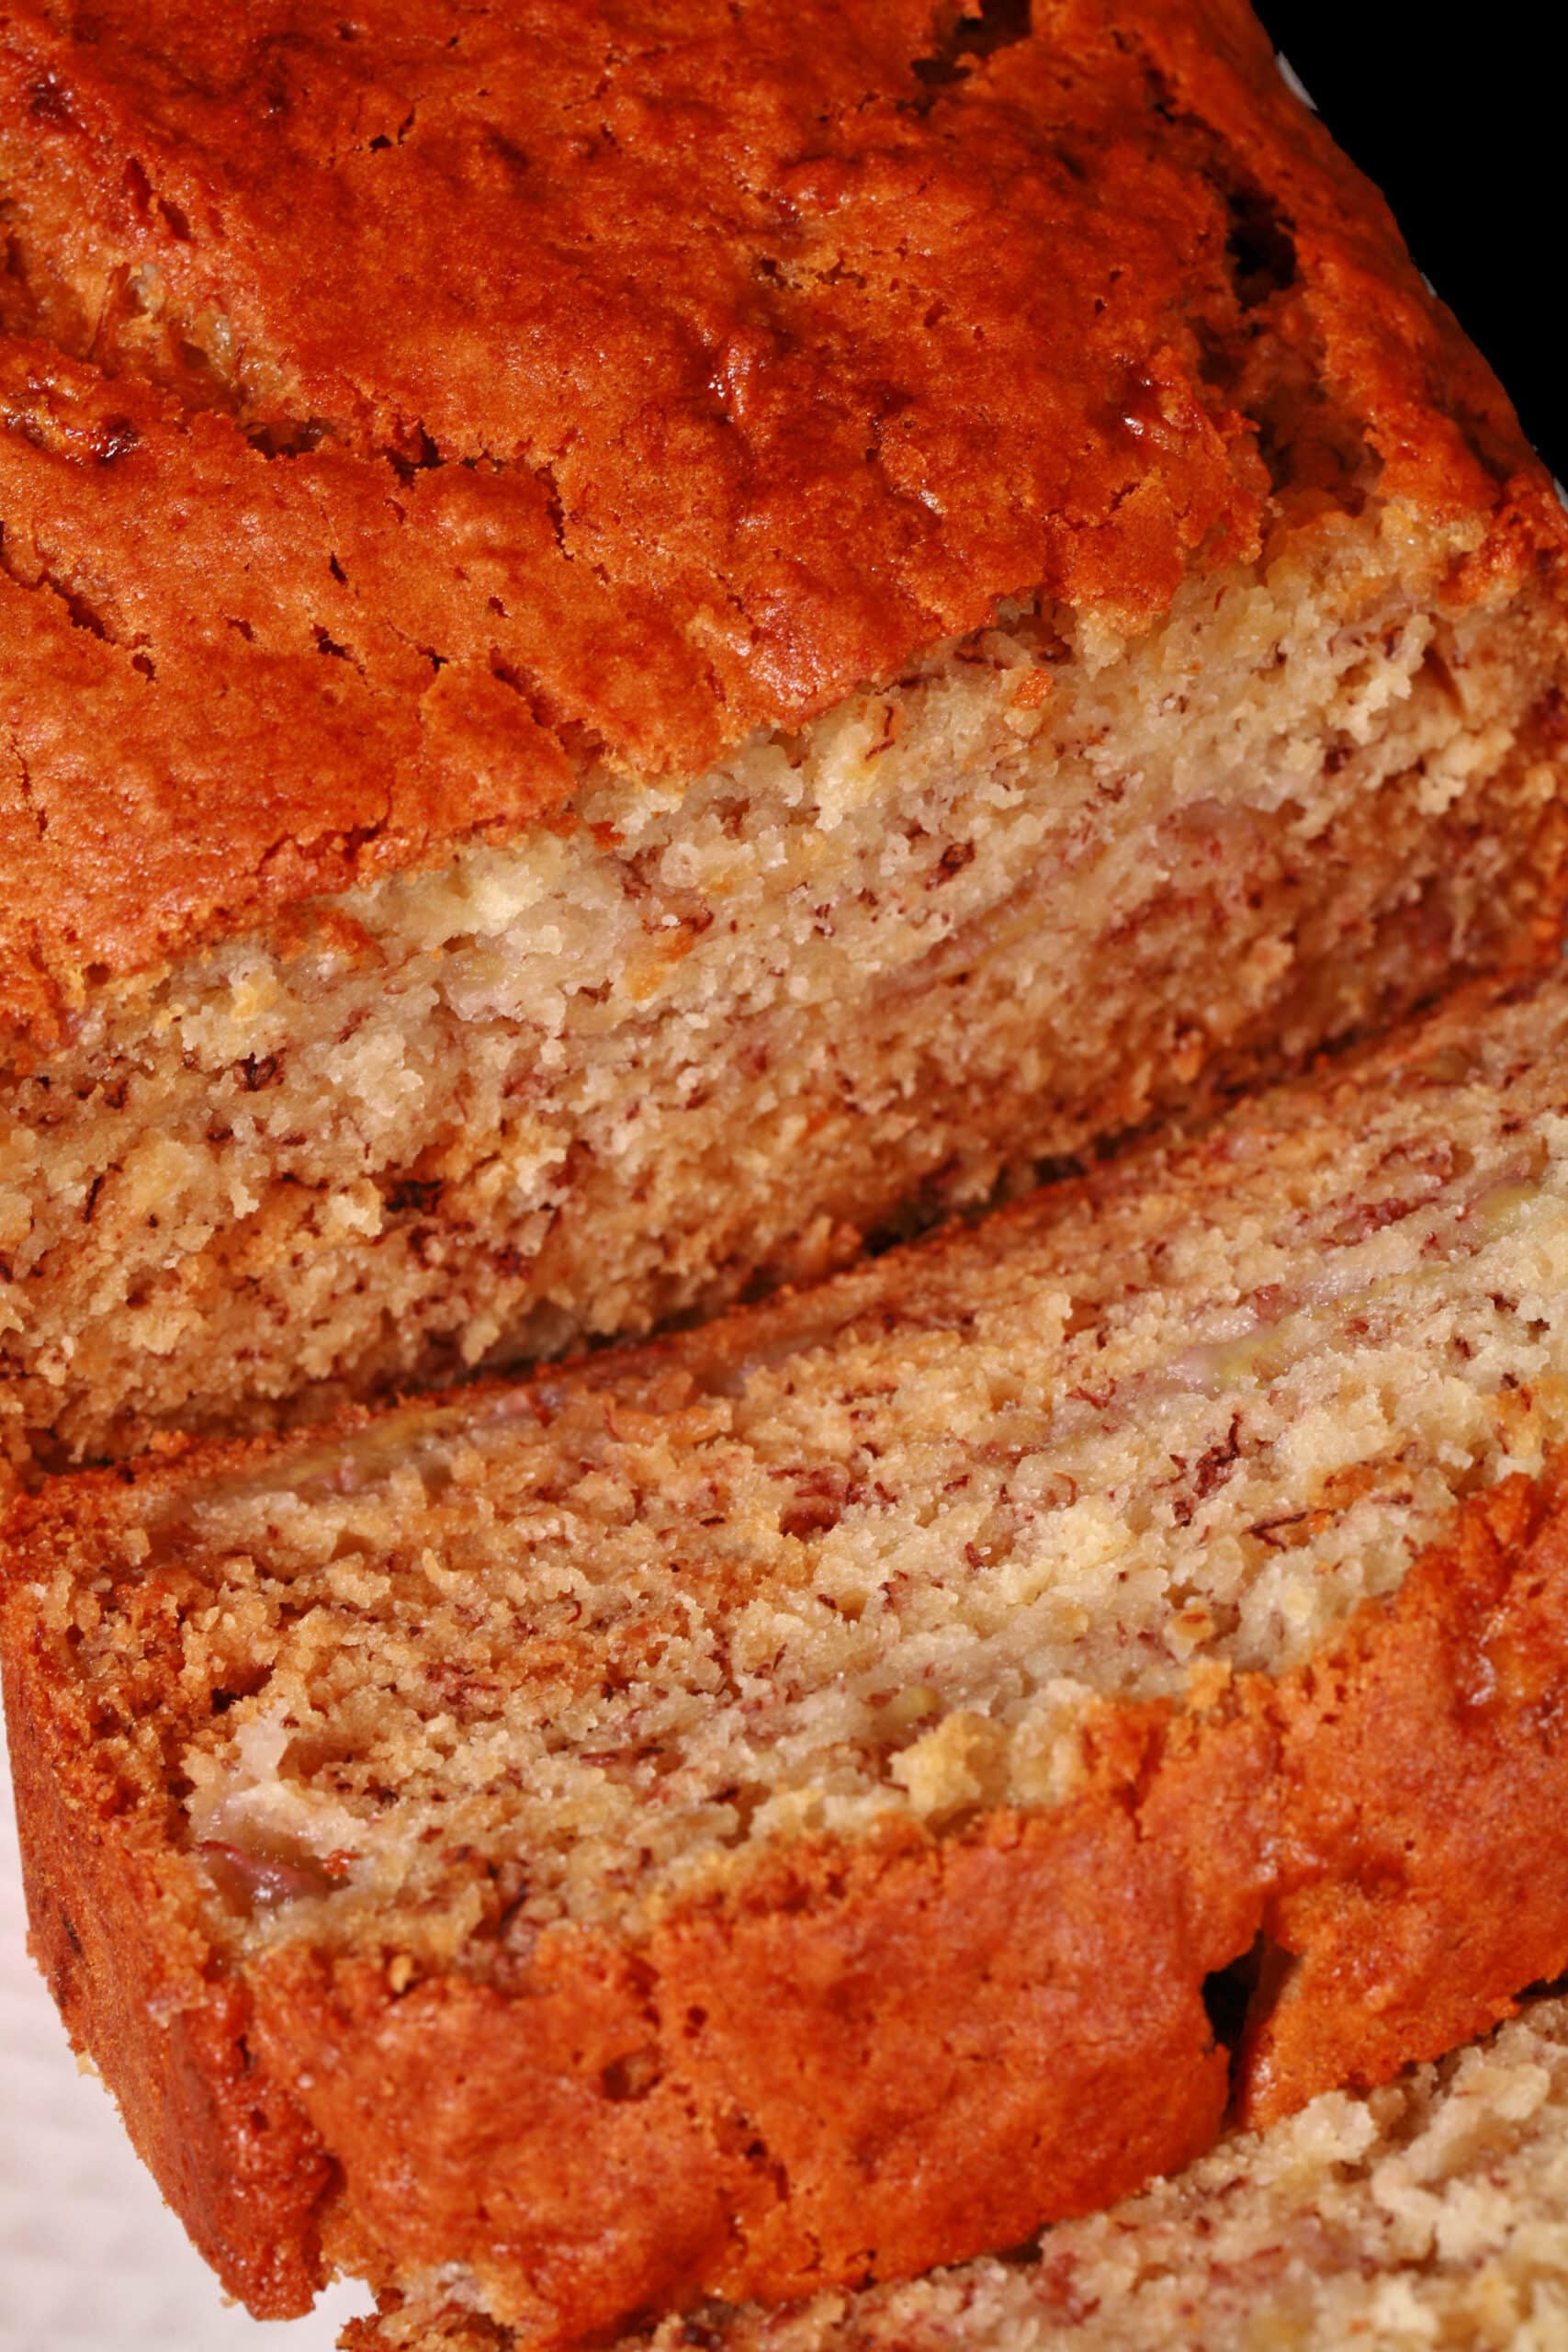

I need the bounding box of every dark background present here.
[1252,3,1566,481]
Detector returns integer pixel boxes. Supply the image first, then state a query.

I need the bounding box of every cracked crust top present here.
[0,0,1562,1038]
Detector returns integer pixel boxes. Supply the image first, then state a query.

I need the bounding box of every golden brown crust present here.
[1244,1470,1568,2120]
[11,1464,1568,2339]
[1,0,1563,1037]
[252,1760,1258,2338]
[343,1990,1568,2352]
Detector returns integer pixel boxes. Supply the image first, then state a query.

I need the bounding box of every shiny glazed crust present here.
[10,1467,1568,2339]
[1,0,1565,1036]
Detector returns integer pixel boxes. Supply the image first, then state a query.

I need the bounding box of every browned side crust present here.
[9,1468,1568,2338]
[2,1591,337,2313]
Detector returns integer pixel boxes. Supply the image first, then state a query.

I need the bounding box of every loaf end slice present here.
[12,964,1568,2335]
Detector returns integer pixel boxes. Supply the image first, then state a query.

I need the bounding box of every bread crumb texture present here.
[4,0,1568,1461]
[28,964,1568,1953]
[2,533,1564,1463]
[15,968,1568,2336]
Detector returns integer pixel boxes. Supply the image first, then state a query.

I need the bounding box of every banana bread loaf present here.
[357,1988,1568,2352]
[4,0,1568,1468]
[11,960,1568,2341]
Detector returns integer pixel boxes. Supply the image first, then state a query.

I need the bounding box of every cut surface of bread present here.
[11,966,1568,2338]
[355,1989,1568,2352]
[4,0,1568,1464]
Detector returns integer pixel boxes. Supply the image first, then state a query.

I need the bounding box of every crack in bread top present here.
[0,0,1562,1031]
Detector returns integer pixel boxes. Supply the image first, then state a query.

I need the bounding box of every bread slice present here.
[10,960,1568,2341]
[356,1987,1568,2352]
[5,0,1568,1467]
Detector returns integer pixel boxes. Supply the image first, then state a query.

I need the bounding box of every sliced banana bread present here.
[4,0,1568,1466]
[11,962,1568,2338]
